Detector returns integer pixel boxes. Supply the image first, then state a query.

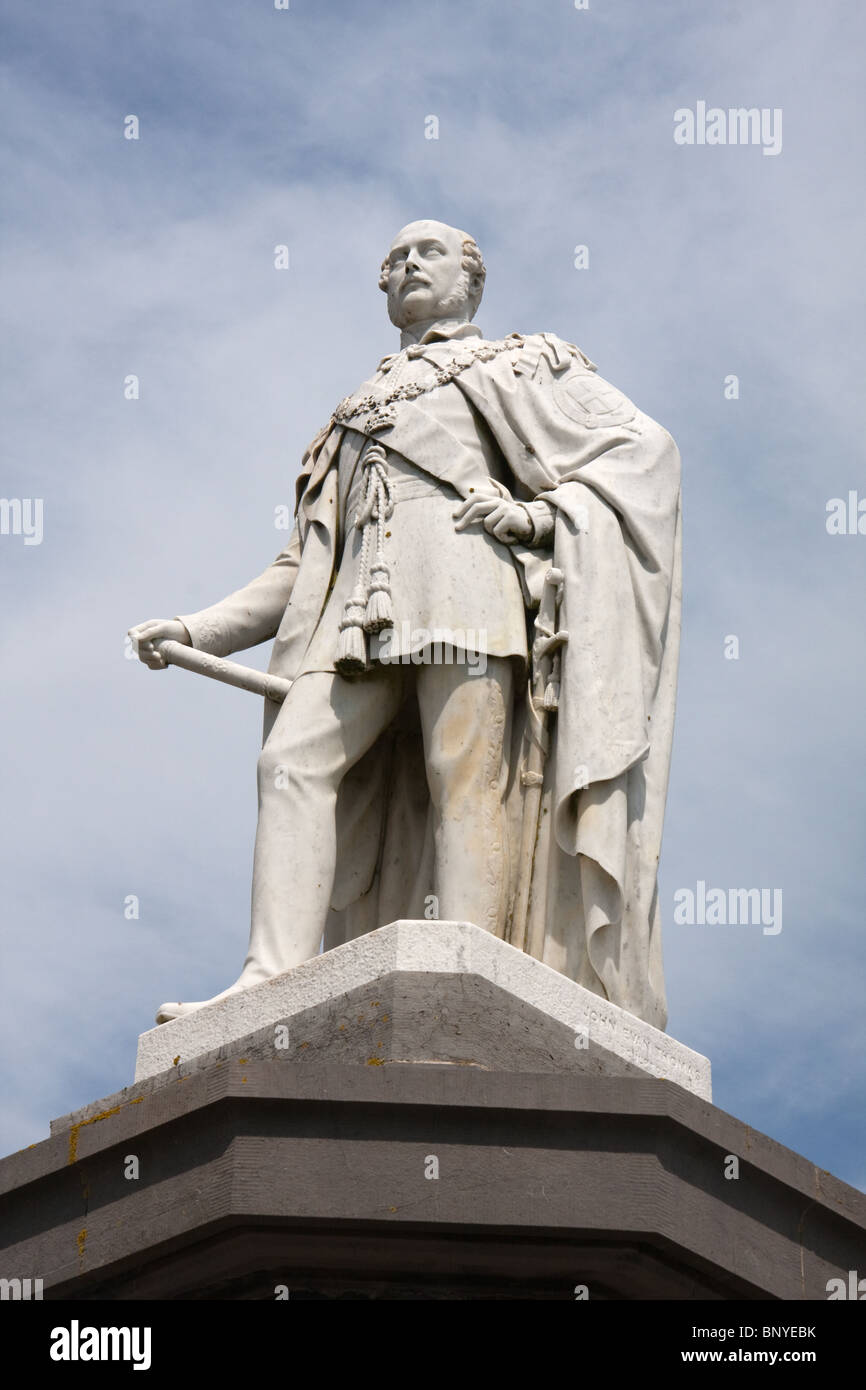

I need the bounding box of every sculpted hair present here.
[379,232,487,314]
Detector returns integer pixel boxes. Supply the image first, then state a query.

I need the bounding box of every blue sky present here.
[1,1,864,1191]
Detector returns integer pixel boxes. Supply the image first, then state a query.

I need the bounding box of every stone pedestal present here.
[2,923,863,1300]
[125,919,709,1099]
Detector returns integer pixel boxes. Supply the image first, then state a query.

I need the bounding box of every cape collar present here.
[377,321,483,374]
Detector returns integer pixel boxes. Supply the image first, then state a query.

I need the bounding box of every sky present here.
[1,1,864,1195]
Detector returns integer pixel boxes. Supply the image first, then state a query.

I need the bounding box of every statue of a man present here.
[130,219,681,1030]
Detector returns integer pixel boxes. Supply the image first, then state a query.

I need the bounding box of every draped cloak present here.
[180,331,682,1030]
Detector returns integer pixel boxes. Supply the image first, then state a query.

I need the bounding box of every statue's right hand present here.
[128,618,192,670]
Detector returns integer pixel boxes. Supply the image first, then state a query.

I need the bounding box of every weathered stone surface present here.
[5,1064,864,1300]
[122,920,709,1105]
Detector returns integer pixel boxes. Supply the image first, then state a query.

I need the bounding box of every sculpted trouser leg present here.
[414,656,514,936]
[158,656,515,1020]
[236,666,406,985]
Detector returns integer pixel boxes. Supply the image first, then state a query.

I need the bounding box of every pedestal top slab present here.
[130,920,710,1099]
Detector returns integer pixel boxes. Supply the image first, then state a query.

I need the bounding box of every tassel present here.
[336,589,368,675]
[336,624,367,674]
[543,679,559,711]
[364,560,393,633]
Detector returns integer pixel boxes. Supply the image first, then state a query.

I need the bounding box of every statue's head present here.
[379,220,486,330]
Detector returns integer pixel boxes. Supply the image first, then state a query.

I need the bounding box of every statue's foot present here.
[155,1000,207,1024]
[155,977,257,1025]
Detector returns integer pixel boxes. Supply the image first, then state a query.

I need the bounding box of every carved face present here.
[384,220,474,328]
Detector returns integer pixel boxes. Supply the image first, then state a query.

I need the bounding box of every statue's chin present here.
[391,300,437,330]
[391,302,470,333]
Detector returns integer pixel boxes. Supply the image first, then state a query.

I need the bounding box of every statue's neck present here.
[398,316,470,349]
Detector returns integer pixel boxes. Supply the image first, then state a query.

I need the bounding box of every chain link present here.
[330,334,524,430]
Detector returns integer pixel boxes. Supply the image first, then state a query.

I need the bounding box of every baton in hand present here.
[153,639,292,705]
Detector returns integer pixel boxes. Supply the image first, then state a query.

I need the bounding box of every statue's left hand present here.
[454,495,533,543]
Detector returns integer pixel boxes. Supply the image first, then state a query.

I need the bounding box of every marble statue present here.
[129,219,682,1030]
